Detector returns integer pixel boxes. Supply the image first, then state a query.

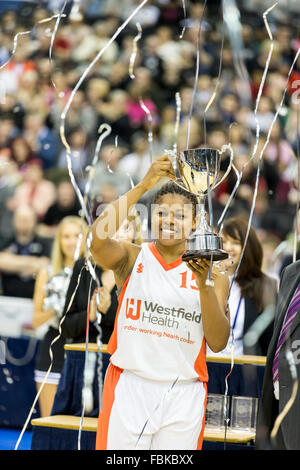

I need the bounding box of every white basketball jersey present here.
[108,242,208,383]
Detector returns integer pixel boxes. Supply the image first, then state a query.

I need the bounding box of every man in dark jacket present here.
[256,259,300,449]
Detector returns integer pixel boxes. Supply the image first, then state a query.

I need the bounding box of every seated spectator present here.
[215,153,268,213]
[260,232,283,282]
[107,61,131,92]
[23,113,60,170]
[57,127,89,178]
[32,216,89,417]
[86,77,110,107]
[57,12,92,51]
[7,158,57,222]
[206,127,228,157]
[284,98,300,151]
[279,208,300,274]
[51,89,98,140]
[38,180,81,238]
[0,204,52,298]
[132,66,168,112]
[159,104,178,148]
[140,34,164,82]
[177,85,194,120]
[246,96,276,134]
[96,89,134,143]
[218,93,239,125]
[118,131,152,183]
[125,82,158,131]
[9,136,35,172]
[0,39,36,95]
[89,141,132,199]
[17,70,40,113]
[261,122,297,204]
[71,20,119,71]
[0,10,17,33]
[0,157,21,243]
[0,113,19,151]
[177,116,203,152]
[257,198,297,241]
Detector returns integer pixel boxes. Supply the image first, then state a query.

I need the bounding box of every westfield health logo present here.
[125,298,142,320]
[125,297,201,329]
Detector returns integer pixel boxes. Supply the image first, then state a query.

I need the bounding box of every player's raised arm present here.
[90,155,175,273]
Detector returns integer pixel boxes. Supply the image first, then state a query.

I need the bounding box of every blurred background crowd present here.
[0,0,300,300]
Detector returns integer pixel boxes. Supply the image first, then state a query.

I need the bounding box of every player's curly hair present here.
[153,179,198,218]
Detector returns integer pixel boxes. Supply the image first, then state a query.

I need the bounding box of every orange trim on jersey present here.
[107,273,131,356]
[148,241,184,271]
[194,338,208,383]
[95,363,123,450]
[197,382,208,450]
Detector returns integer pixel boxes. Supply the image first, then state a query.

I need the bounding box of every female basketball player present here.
[91,155,230,450]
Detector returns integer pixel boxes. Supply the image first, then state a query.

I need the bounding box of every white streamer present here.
[173,92,182,154]
[139,96,153,163]
[186,0,207,150]
[129,22,142,79]
[179,0,187,39]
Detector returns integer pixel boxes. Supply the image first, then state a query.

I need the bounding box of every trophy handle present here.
[164,149,192,193]
[165,146,234,197]
[209,143,234,193]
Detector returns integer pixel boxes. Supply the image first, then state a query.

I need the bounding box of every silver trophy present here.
[167,146,234,262]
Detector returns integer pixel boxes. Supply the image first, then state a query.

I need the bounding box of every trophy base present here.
[182,249,228,262]
[183,231,228,262]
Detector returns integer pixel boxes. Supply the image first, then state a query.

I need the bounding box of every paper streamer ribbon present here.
[222,0,252,103]
[203,13,225,145]
[179,0,187,39]
[173,92,182,154]
[129,22,142,79]
[139,96,154,164]
[134,376,179,449]
[49,0,68,95]
[185,0,207,150]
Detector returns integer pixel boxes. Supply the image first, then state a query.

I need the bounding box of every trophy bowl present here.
[169,147,231,262]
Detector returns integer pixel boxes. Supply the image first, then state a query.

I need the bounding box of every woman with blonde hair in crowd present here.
[50,210,145,418]
[207,217,278,358]
[32,215,89,417]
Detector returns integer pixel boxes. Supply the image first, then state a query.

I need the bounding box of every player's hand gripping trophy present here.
[166,146,234,285]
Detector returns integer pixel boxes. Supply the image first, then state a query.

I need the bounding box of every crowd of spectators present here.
[0,0,300,298]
